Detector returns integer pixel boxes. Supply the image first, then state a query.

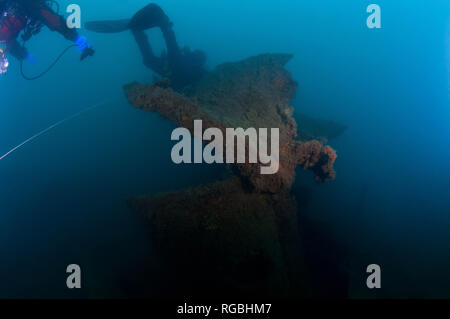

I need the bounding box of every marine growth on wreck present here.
[123,53,338,297]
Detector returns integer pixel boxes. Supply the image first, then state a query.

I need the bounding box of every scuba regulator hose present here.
[20,44,77,81]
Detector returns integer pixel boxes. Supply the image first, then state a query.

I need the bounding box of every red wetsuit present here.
[0,0,78,60]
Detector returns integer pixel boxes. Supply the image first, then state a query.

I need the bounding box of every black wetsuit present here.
[0,0,79,60]
[129,3,180,75]
[86,3,206,89]
[130,4,207,89]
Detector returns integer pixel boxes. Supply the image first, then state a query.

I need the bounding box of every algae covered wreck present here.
[124,54,339,297]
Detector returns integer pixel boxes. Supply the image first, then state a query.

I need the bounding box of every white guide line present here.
[0,101,107,161]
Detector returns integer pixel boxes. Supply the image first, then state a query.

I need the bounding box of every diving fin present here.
[84,19,131,33]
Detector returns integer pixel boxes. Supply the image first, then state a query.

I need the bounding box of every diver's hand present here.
[80,46,95,61]
[75,35,94,60]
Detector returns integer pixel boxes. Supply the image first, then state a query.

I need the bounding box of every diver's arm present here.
[36,4,94,60]
[132,29,165,75]
[37,3,78,41]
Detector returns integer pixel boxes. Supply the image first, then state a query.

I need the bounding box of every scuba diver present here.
[0,0,95,76]
[85,3,206,90]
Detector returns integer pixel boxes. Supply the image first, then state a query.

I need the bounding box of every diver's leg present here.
[131,29,164,75]
[37,3,78,41]
[130,4,181,72]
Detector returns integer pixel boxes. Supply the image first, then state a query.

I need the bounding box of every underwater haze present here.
[0,0,449,298]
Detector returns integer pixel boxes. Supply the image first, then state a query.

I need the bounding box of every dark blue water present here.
[0,0,449,298]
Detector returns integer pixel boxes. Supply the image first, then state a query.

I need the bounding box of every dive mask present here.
[0,49,9,75]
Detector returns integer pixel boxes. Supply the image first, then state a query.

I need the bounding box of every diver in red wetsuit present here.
[0,0,94,74]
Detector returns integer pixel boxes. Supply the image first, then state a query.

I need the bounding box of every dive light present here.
[0,49,9,75]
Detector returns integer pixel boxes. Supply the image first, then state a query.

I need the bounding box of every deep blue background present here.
[0,0,449,298]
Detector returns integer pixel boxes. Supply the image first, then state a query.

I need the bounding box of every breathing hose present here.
[20,44,77,81]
